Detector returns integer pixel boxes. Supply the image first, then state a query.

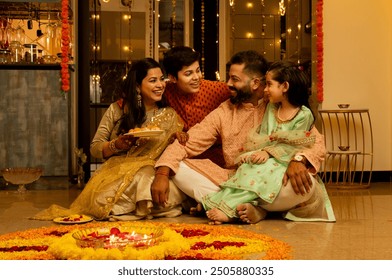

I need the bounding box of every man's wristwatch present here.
[291,154,308,165]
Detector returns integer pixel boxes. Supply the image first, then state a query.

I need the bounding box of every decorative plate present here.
[124,130,164,137]
[53,214,93,225]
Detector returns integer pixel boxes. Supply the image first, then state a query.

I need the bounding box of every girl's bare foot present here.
[206,208,234,225]
[190,203,205,216]
[236,203,267,224]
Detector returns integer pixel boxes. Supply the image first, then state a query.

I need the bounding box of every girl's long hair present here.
[267,61,314,121]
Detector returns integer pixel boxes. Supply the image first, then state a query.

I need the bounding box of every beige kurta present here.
[156,99,326,185]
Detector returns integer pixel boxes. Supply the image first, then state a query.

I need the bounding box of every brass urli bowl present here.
[72,225,164,250]
[1,167,43,192]
[1,167,43,185]
[338,145,350,151]
[338,104,350,109]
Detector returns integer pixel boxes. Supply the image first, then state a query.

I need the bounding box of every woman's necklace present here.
[145,105,159,124]
[277,106,299,122]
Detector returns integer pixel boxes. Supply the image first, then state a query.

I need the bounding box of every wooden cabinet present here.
[0,65,71,176]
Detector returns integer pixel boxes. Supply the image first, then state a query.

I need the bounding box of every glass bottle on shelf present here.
[9,40,23,63]
[0,49,10,63]
[24,43,38,63]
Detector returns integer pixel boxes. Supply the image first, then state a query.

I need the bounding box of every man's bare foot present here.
[236,203,267,224]
[206,208,234,225]
[190,203,205,216]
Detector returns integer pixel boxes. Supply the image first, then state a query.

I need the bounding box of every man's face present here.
[227,63,254,104]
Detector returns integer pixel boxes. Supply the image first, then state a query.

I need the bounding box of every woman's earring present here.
[136,88,142,107]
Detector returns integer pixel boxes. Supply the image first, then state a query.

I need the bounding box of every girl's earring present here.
[136,88,142,107]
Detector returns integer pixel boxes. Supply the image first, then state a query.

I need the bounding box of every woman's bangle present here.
[155,170,170,177]
[109,139,122,154]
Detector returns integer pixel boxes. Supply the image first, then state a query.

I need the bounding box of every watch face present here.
[294,155,304,161]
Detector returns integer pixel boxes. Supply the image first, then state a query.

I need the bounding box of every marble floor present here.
[0,176,391,260]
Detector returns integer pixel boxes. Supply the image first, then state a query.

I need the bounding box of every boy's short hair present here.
[162,46,200,78]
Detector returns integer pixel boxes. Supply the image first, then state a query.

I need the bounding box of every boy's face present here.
[170,61,202,95]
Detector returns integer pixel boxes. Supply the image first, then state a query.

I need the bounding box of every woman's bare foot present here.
[206,208,234,225]
[236,203,267,224]
[190,203,205,216]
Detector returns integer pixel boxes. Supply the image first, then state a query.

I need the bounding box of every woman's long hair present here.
[117,58,165,135]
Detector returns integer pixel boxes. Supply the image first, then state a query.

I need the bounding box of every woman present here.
[34,58,187,221]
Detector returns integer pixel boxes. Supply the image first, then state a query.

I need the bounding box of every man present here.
[152,50,335,223]
[162,46,231,166]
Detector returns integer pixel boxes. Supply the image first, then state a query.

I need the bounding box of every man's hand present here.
[151,167,171,206]
[283,161,313,195]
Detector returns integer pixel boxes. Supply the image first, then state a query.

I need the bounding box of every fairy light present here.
[279,0,286,16]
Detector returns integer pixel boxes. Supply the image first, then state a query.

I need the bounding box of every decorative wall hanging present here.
[60,0,70,93]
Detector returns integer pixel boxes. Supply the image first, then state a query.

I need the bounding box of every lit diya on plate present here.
[72,226,163,249]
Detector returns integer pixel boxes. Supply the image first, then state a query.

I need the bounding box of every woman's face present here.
[264,71,287,104]
[140,67,166,106]
[173,61,202,95]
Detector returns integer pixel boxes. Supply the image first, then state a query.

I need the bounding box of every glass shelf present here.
[0,64,61,70]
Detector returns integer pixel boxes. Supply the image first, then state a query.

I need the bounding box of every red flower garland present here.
[316,0,323,103]
[60,0,70,92]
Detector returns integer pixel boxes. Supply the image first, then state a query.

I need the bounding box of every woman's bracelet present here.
[109,139,122,154]
[155,170,170,177]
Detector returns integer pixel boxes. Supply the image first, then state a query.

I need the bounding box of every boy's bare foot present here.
[236,203,267,224]
[190,203,205,216]
[206,208,234,225]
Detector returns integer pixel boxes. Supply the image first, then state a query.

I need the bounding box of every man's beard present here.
[229,85,253,104]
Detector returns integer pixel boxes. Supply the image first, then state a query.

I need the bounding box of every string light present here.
[149,0,153,57]
[201,0,205,75]
[123,0,133,80]
[171,0,177,47]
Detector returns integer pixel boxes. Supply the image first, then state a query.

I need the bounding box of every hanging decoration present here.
[201,0,205,75]
[148,0,153,57]
[170,0,176,47]
[316,0,323,103]
[60,0,70,93]
[124,0,133,79]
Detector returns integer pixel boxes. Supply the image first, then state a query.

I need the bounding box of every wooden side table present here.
[318,109,374,189]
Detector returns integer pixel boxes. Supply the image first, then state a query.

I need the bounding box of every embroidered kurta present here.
[156,99,325,183]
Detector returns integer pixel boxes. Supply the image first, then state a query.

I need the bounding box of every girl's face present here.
[264,71,288,104]
[172,61,202,95]
[140,67,166,107]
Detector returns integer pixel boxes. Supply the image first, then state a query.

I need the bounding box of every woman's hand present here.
[115,134,137,151]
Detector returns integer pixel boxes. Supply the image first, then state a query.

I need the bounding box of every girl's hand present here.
[242,150,270,164]
[170,131,189,145]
